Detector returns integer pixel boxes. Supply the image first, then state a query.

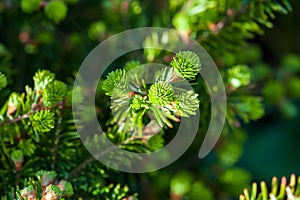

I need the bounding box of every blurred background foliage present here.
[0,0,300,199]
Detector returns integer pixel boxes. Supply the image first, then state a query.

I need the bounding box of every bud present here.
[11,150,24,171]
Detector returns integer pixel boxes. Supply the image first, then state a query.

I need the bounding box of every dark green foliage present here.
[287,77,300,98]
[168,169,251,200]
[263,81,285,104]
[255,53,300,118]
[0,0,297,199]
[234,96,265,123]
[219,168,251,196]
[0,70,136,199]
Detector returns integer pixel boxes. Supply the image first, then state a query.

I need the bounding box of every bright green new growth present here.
[36,170,57,186]
[102,69,128,96]
[21,0,41,13]
[130,95,149,112]
[32,69,67,107]
[124,60,141,71]
[45,184,63,196]
[170,51,201,80]
[239,174,300,200]
[102,51,200,134]
[10,150,24,163]
[227,65,251,88]
[17,170,73,199]
[174,91,199,117]
[33,69,56,92]
[44,1,68,23]
[43,80,67,107]
[20,185,36,198]
[148,82,174,106]
[58,180,74,197]
[30,110,55,133]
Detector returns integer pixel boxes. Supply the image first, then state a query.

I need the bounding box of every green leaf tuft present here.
[30,110,55,133]
[170,51,201,80]
[33,70,55,92]
[174,90,199,117]
[20,186,36,199]
[10,150,24,163]
[102,69,128,96]
[227,65,251,88]
[130,95,149,113]
[45,184,63,196]
[43,80,67,107]
[36,170,57,187]
[58,180,73,197]
[148,82,174,106]
[124,60,141,71]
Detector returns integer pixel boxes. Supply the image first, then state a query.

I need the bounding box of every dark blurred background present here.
[239,0,300,181]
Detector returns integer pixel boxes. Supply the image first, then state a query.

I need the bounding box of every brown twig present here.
[51,106,63,169]
[0,113,31,126]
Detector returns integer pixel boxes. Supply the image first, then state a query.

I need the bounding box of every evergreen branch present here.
[0,101,64,127]
[51,108,63,170]
[68,133,153,179]
[208,3,251,35]
[0,112,31,126]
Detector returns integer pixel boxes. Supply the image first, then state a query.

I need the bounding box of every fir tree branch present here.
[0,113,31,126]
[51,106,63,169]
[16,170,20,188]
[0,101,63,127]
[68,156,95,179]
[68,134,152,179]
[199,3,251,40]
